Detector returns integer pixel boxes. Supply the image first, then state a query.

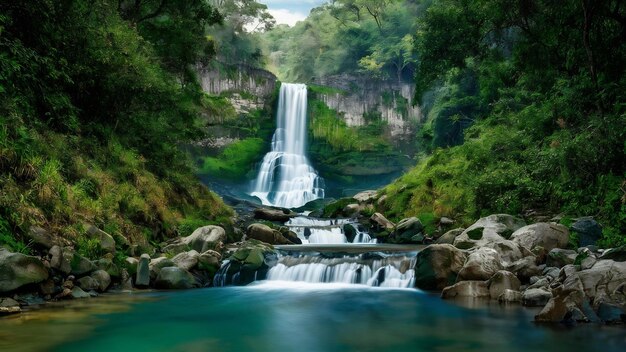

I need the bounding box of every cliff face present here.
[313,74,421,139]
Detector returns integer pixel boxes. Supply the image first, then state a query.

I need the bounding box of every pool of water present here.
[1,283,624,351]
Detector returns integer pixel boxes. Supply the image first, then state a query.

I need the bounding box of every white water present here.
[285,216,377,244]
[266,255,416,288]
[250,83,324,208]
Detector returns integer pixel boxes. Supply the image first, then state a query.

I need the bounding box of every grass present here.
[200,137,265,180]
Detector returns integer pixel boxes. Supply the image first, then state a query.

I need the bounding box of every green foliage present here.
[322,198,358,218]
[200,138,265,180]
[77,235,104,260]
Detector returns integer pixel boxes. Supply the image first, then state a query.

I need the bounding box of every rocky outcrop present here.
[510,223,569,252]
[414,244,467,290]
[370,213,395,232]
[457,247,503,281]
[246,223,298,245]
[182,226,226,253]
[0,248,49,293]
[453,214,526,250]
[214,239,278,286]
[393,217,424,244]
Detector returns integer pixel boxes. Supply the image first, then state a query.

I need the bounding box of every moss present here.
[200,138,265,180]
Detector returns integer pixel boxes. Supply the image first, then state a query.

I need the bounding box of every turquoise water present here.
[1,282,625,351]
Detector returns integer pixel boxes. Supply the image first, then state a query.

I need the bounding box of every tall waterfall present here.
[250,83,324,208]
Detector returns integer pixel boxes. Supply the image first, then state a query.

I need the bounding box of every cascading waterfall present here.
[250,83,324,208]
[285,216,377,244]
[266,254,416,288]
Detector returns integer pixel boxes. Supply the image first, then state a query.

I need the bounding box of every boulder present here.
[546,249,577,268]
[172,250,200,271]
[198,250,222,274]
[571,217,602,247]
[576,260,626,302]
[25,226,56,249]
[370,213,395,231]
[414,244,467,290]
[49,245,65,272]
[510,223,569,252]
[57,248,95,276]
[0,248,49,293]
[488,270,521,300]
[453,214,526,250]
[216,240,278,286]
[394,217,424,243]
[149,257,175,280]
[94,258,120,279]
[505,256,542,282]
[522,288,553,307]
[484,240,528,265]
[246,223,295,245]
[154,267,196,289]
[441,281,490,299]
[353,190,377,203]
[535,284,586,323]
[278,228,302,245]
[498,289,522,303]
[182,226,226,253]
[599,246,626,262]
[0,297,21,315]
[253,207,297,222]
[596,302,626,324]
[124,257,139,276]
[76,276,99,291]
[90,270,111,292]
[435,228,464,245]
[458,247,503,281]
[70,286,91,299]
[135,254,151,287]
[161,242,190,256]
[85,225,116,253]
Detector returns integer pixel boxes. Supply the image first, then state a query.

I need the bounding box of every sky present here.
[261,0,327,26]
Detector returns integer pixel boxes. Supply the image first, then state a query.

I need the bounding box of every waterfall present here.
[266,254,416,288]
[250,83,324,208]
[284,216,377,244]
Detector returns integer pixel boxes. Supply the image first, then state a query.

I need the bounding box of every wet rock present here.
[90,270,111,292]
[458,247,503,281]
[0,297,21,315]
[535,285,585,323]
[370,213,395,231]
[135,254,151,287]
[182,226,226,253]
[39,279,55,296]
[577,260,626,302]
[154,267,196,289]
[198,250,222,275]
[278,228,302,245]
[70,286,91,299]
[580,256,597,270]
[546,249,577,268]
[435,228,464,245]
[543,267,560,280]
[120,269,133,291]
[85,224,116,254]
[25,226,56,249]
[172,250,200,271]
[394,217,424,244]
[484,240,529,266]
[215,240,277,286]
[498,289,522,303]
[522,288,553,306]
[95,258,120,279]
[0,248,49,293]
[453,214,526,250]
[596,302,626,324]
[414,244,467,290]
[488,270,521,299]
[510,223,569,252]
[571,217,602,247]
[253,207,297,222]
[125,257,139,276]
[247,223,295,245]
[441,281,490,299]
[505,256,542,282]
[528,277,551,290]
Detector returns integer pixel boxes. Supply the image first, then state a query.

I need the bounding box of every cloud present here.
[268,8,307,27]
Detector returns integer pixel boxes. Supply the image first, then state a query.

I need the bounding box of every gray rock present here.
[546,248,578,268]
[198,250,222,274]
[353,190,377,203]
[441,281,490,299]
[528,277,551,290]
[49,245,64,271]
[25,226,55,249]
[458,247,503,281]
[85,225,116,253]
[90,270,111,292]
[76,276,99,291]
[70,286,91,299]
[95,258,120,278]
[580,256,597,270]
[65,249,96,276]
[253,207,297,222]
[484,240,528,265]
[505,256,542,282]
[394,217,424,243]
[414,244,467,290]
[247,223,295,245]
[510,223,569,252]
[543,267,560,280]
[522,288,553,306]
[149,257,176,280]
[135,254,151,287]
[172,250,200,271]
[182,226,226,253]
[125,257,139,276]
[571,217,602,247]
[0,297,21,315]
[535,285,585,322]
[161,242,190,256]
[488,270,521,299]
[436,228,464,245]
[0,248,49,293]
[577,260,626,302]
[370,213,395,231]
[599,246,626,262]
[498,289,522,303]
[453,214,526,249]
[154,267,196,289]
